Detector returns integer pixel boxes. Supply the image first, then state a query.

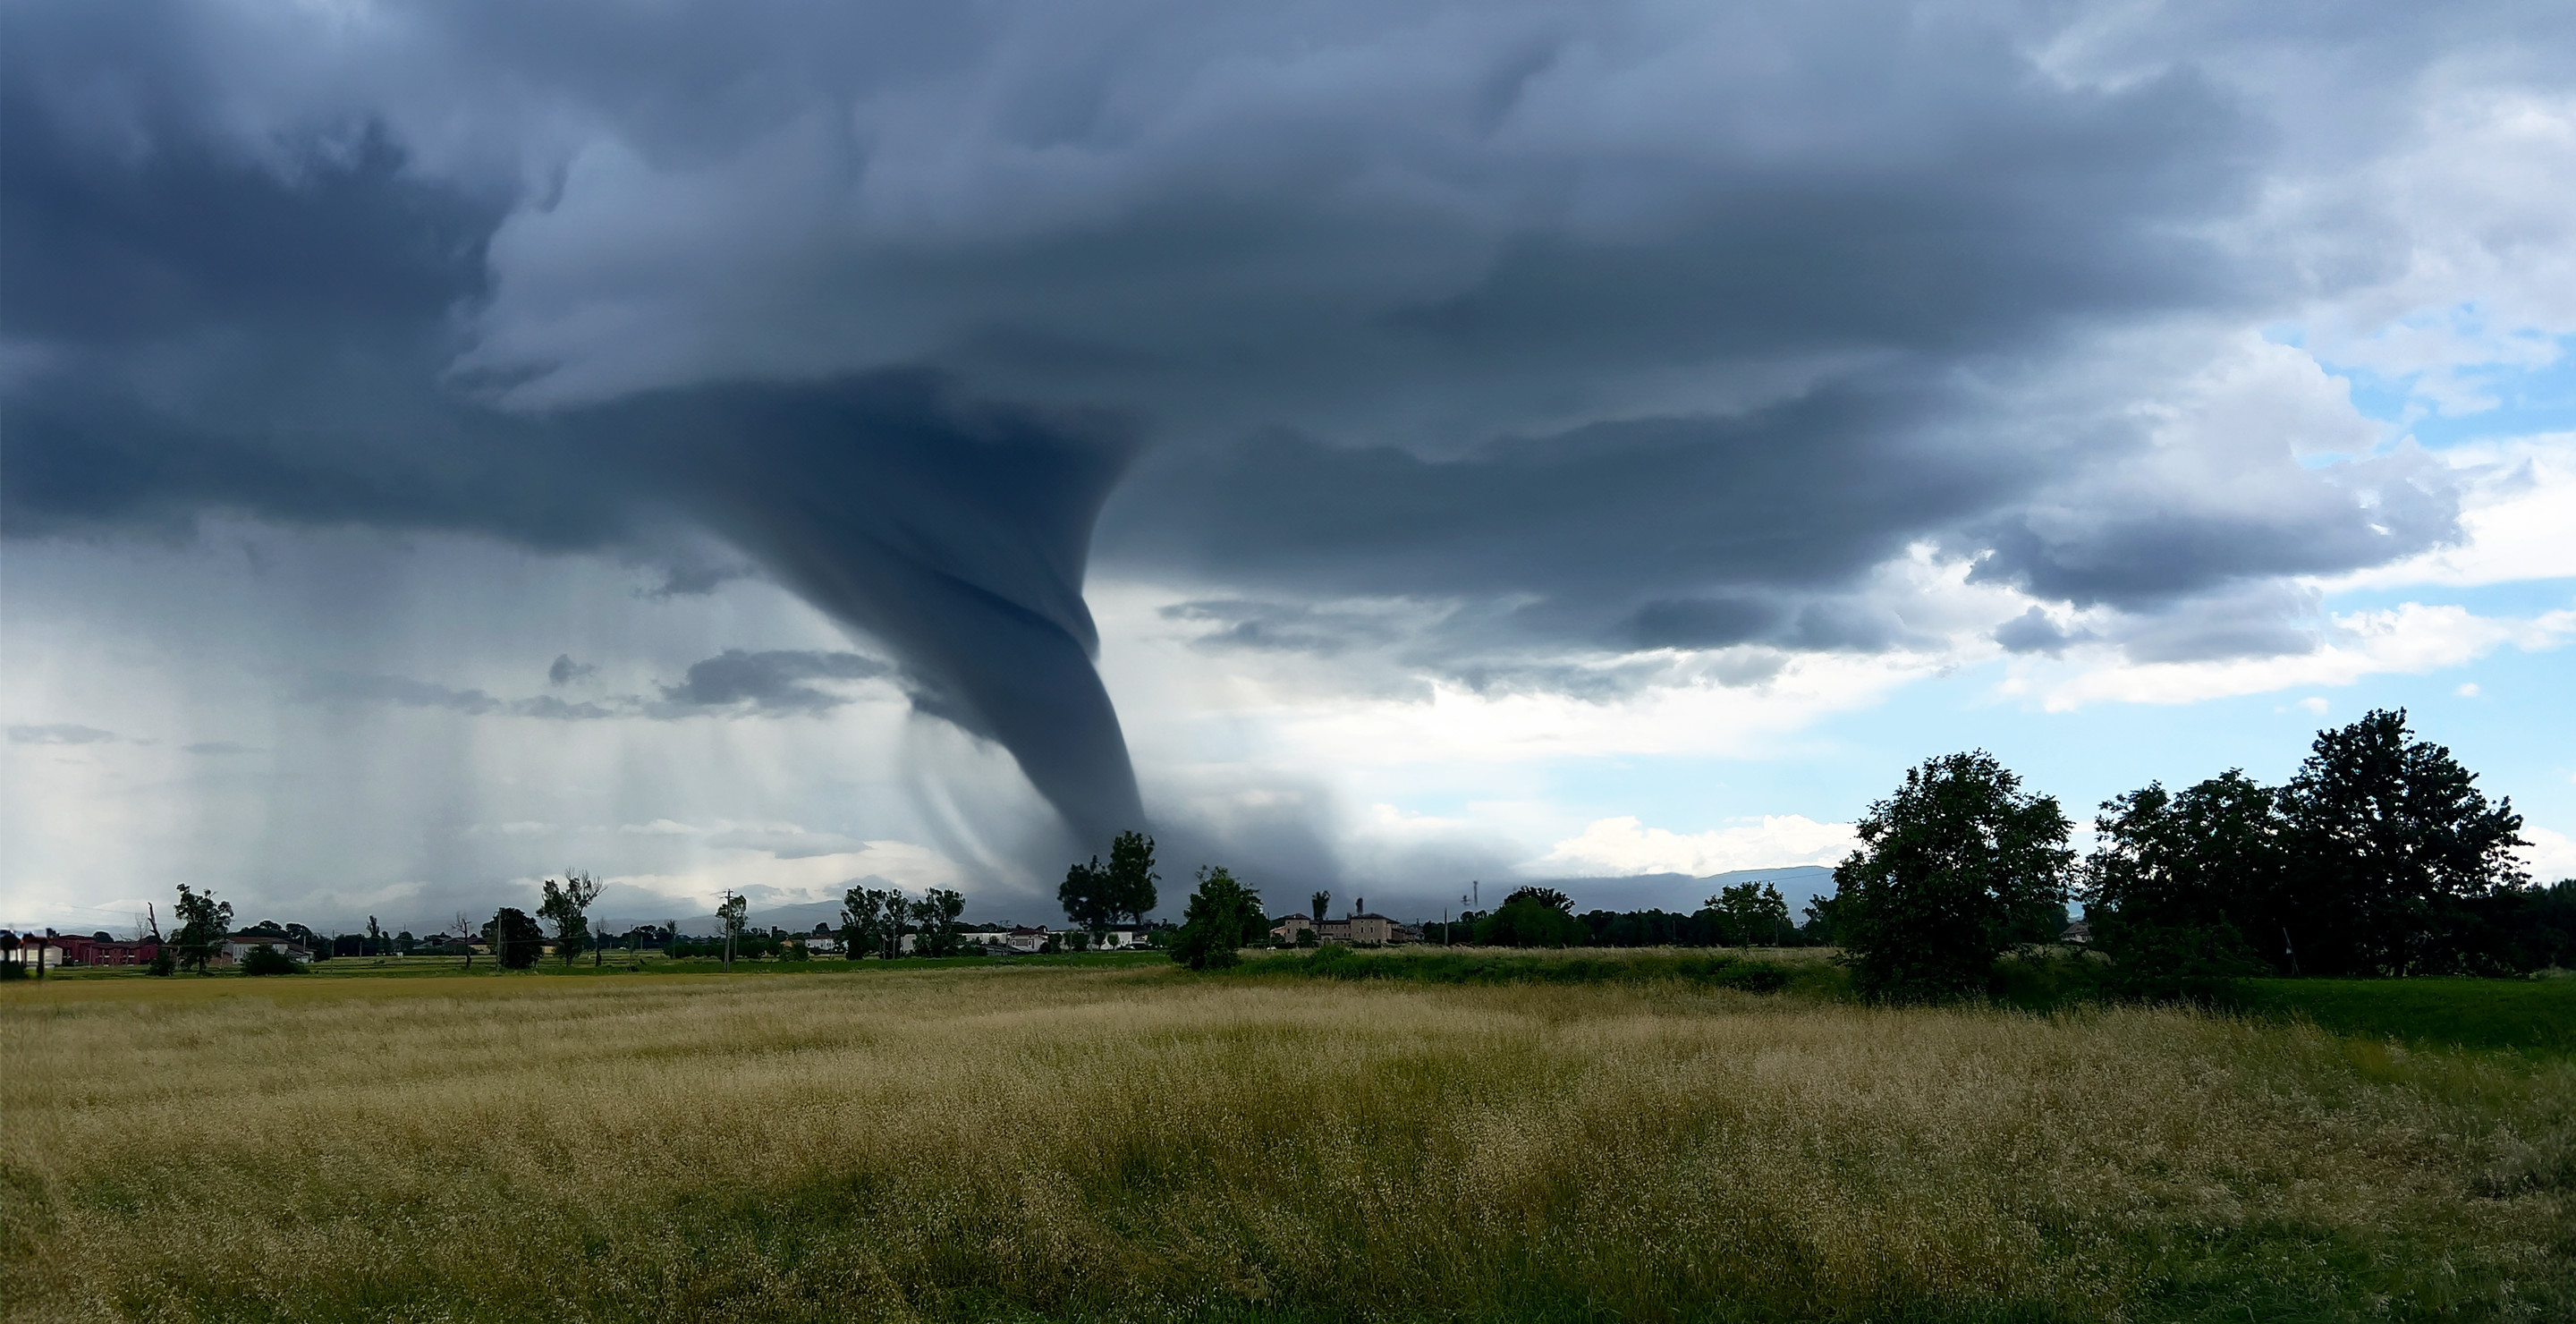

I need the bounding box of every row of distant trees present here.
[1064,838,1826,967]
[1411,878,1817,951]
[135,870,702,975]
[835,883,969,959]
[1132,707,2566,1003]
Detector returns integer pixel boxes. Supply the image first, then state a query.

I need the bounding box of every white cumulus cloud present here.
[1531,815,1858,878]
[2038,603,2576,710]
[2522,826,2576,882]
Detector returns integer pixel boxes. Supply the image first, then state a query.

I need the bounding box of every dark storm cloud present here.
[1993,608,2083,657]
[298,649,912,721]
[547,655,597,686]
[2,77,1147,840]
[300,672,622,719]
[1,0,2545,857]
[2106,587,2329,666]
[1160,601,1403,658]
[1113,401,1983,598]
[1626,598,1783,651]
[1962,457,2462,607]
[1103,390,2027,654]
[6,724,120,745]
[654,649,893,715]
[636,563,758,600]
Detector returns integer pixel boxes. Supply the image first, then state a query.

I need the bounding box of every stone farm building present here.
[1272,900,1408,946]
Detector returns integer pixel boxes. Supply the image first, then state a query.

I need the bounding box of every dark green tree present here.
[1710,881,1792,947]
[486,908,544,970]
[1106,831,1160,925]
[538,871,602,967]
[1171,866,1265,970]
[716,891,749,967]
[1309,890,1330,922]
[1475,887,1586,947]
[171,883,233,974]
[841,884,910,959]
[1828,751,2073,1002]
[2081,770,2283,989]
[1797,894,1843,946]
[1059,856,1115,936]
[910,887,966,957]
[2279,709,2527,975]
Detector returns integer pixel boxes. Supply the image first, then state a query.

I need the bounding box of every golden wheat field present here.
[4,961,2571,1322]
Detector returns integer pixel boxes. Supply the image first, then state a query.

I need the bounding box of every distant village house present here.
[1273,899,1410,946]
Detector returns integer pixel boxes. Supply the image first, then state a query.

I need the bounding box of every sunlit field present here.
[5,958,2572,1322]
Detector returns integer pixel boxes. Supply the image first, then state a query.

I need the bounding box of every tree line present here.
[1134,707,2568,1003]
[1411,878,1819,951]
[1821,708,2563,1002]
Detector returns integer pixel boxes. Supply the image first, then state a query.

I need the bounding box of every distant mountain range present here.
[670,865,1835,937]
[1428,867,1836,922]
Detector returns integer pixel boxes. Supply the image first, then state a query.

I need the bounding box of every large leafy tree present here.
[910,888,966,957]
[841,884,910,959]
[1059,856,1116,935]
[1829,751,2072,1002]
[1709,881,1792,947]
[1476,887,1586,947]
[1106,831,1160,925]
[171,883,233,974]
[486,908,544,970]
[2280,709,2526,975]
[538,871,602,967]
[2081,770,2284,984]
[2087,772,2286,929]
[1171,866,1265,970]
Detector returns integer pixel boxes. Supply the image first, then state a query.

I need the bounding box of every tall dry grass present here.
[4,963,2570,1321]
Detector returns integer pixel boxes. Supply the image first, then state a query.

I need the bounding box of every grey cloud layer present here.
[6,724,122,746]
[658,649,894,715]
[301,649,905,721]
[5,0,2562,847]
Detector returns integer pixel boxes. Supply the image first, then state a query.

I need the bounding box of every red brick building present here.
[49,935,161,966]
